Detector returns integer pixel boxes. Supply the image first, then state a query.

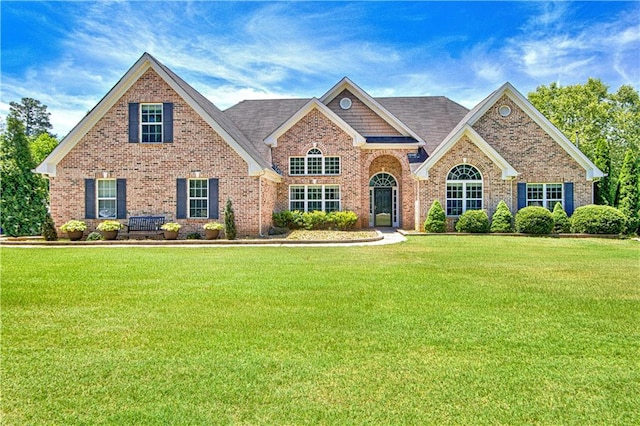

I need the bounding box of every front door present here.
[374,187,393,227]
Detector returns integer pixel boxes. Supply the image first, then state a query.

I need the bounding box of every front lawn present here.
[2,236,638,425]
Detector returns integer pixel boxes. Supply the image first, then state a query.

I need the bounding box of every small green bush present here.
[41,212,58,241]
[272,210,358,231]
[424,200,446,233]
[186,232,202,239]
[86,231,104,241]
[552,202,571,233]
[224,199,237,240]
[515,206,554,235]
[303,210,330,230]
[455,210,490,233]
[490,200,513,233]
[332,211,358,230]
[570,205,626,234]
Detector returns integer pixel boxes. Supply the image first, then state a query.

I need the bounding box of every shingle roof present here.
[224,96,469,155]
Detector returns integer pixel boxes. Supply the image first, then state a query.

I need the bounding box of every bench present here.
[123,216,165,239]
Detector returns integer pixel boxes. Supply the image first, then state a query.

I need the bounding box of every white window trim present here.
[289,185,341,212]
[446,165,483,217]
[140,103,163,143]
[289,149,340,176]
[188,178,208,219]
[96,178,117,219]
[526,183,563,210]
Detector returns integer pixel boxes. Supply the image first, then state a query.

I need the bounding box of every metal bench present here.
[123,216,165,239]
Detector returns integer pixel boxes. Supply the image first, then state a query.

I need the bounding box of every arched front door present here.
[369,173,399,227]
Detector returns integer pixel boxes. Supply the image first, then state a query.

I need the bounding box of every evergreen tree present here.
[41,212,58,241]
[8,97,53,137]
[593,138,612,205]
[224,198,237,240]
[423,200,446,233]
[617,149,639,233]
[490,200,513,233]
[0,117,48,236]
[552,202,571,233]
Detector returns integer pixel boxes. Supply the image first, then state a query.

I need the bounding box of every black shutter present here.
[128,103,139,143]
[116,179,127,219]
[517,183,527,210]
[564,182,574,215]
[85,179,96,219]
[208,178,219,219]
[163,103,173,143]
[176,178,187,219]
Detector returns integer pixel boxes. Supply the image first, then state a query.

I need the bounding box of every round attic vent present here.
[339,97,352,110]
[499,105,512,117]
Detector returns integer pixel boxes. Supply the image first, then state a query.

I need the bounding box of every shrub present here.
[272,211,294,228]
[455,210,490,233]
[303,210,330,230]
[86,231,104,241]
[552,202,571,233]
[515,206,554,235]
[490,200,513,233]
[332,211,358,230]
[570,205,626,234]
[424,200,446,233]
[224,199,237,240]
[186,232,202,239]
[41,212,58,241]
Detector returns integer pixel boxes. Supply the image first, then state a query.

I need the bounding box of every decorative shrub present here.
[515,206,554,235]
[86,231,104,241]
[302,210,330,230]
[455,209,490,233]
[332,211,358,230]
[272,211,295,228]
[272,210,358,231]
[186,232,202,239]
[224,199,237,240]
[552,202,571,233]
[570,205,626,234]
[160,222,181,232]
[60,220,87,232]
[97,220,123,232]
[490,200,513,233]
[424,200,446,233]
[202,222,223,230]
[41,212,58,241]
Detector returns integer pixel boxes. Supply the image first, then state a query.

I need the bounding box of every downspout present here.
[258,172,264,237]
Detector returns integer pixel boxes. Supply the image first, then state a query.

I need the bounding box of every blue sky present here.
[2,1,639,137]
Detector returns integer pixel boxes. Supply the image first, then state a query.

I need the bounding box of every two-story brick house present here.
[36,53,604,236]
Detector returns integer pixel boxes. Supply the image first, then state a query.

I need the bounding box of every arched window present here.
[446,165,482,216]
[289,148,340,175]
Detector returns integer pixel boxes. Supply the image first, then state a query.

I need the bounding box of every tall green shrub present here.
[515,206,554,235]
[616,149,639,234]
[455,210,490,233]
[424,200,446,233]
[490,200,513,233]
[552,202,571,233]
[224,199,237,240]
[41,212,58,241]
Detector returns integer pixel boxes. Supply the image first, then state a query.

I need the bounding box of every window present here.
[289,148,340,175]
[189,179,208,218]
[141,103,163,143]
[97,179,117,218]
[289,185,340,212]
[527,183,563,210]
[446,165,483,216]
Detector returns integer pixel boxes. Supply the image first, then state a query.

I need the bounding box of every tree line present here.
[1,79,639,236]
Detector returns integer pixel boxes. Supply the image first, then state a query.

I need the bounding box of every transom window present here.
[141,103,163,143]
[189,179,208,218]
[97,179,117,219]
[289,185,340,212]
[527,183,563,210]
[369,172,397,187]
[446,164,483,216]
[289,148,340,175]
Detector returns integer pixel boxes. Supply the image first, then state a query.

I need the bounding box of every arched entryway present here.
[369,172,399,227]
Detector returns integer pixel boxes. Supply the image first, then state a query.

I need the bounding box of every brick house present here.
[36,53,604,236]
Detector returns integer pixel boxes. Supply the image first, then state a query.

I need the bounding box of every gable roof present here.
[415,82,604,181]
[262,98,367,147]
[36,53,281,181]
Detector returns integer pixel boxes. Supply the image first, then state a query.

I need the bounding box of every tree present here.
[424,200,446,233]
[490,200,513,233]
[617,149,639,234]
[8,97,53,138]
[552,202,570,233]
[30,133,59,165]
[0,117,48,236]
[528,79,640,200]
[224,198,237,240]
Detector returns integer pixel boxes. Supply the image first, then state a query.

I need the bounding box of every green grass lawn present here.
[2,236,639,425]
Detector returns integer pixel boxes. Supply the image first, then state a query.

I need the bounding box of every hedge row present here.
[424,201,628,235]
[273,210,358,231]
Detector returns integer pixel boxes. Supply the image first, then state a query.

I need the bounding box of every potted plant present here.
[60,220,87,241]
[97,220,123,240]
[160,222,181,240]
[203,221,223,240]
